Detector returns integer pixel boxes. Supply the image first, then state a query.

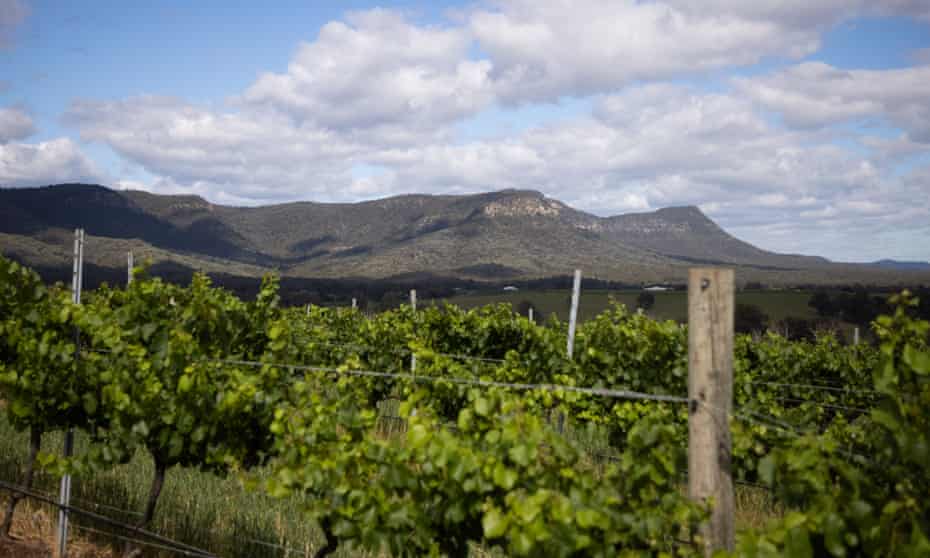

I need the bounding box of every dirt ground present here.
[0,497,112,558]
[0,536,49,558]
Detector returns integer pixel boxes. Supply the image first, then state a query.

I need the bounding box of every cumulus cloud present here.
[240,9,493,130]
[468,0,832,103]
[0,138,103,187]
[467,0,930,104]
[65,94,401,204]
[0,106,34,142]
[736,62,930,142]
[378,85,901,218]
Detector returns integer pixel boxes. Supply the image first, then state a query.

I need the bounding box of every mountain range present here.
[1,183,927,287]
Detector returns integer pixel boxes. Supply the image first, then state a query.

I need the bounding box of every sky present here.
[1,0,929,262]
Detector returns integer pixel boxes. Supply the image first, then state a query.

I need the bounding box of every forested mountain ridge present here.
[0,183,924,287]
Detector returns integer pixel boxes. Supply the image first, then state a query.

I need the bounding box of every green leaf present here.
[576,509,604,529]
[82,393,98,415]
[508,444,531,467]
[10,399,31,418]
[482,508,508,539]
[758,455,776,486]
[784,526,813,558]
[474,397,491,417]
[492,463,518,490]
[178,374,193,393]
[408,424,429,448]
[902,344,930,374]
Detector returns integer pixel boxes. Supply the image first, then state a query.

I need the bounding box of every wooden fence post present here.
[127,251,133,286]
[688,267,735,555]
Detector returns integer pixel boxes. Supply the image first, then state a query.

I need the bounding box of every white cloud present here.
[0,137,103,187]
[66,95,374,203]
[467,0,930,104]
[469,0,831,103]
[240,9,493,130]
[0,106,34,142]
[736,62,930,142]
[353,83,930,261]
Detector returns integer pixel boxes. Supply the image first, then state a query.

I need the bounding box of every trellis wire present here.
[15,484,144,518]
[207,356,691,403]
[762,396,870,414]
[9,479,318,557]
[0,479,216,558]
[83,348,686,403]
[306,340,507,364]
[703,401,880,469]
[237,534,311,557]
[743,380,878,395]
[71,523,213,558]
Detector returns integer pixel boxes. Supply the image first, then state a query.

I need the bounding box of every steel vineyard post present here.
[558,269,582,433]
[58,228,83,558]
[410,289,417,373]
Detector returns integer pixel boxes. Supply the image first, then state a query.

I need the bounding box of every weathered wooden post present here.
[853,327,860,346]
[528,307,534,323]
[127,251,134,285]
[688,267,735,555]
[351,297,357,310]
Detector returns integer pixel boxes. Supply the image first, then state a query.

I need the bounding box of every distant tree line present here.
[733,303,845,342]
[17,254,930,331]
[807,288,930,325]
[734,288,930,342]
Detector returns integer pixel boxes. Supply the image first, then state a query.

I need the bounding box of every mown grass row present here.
[1,407,779,557]
[0,413,326,558]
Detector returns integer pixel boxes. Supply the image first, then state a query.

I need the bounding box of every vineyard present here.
[1,252,929,557]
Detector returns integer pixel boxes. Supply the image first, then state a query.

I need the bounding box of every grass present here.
[0,409,782,557]
[0,417,328,558]
[432,288,820,324]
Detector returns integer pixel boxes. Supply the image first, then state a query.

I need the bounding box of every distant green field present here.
[429,289,819,324]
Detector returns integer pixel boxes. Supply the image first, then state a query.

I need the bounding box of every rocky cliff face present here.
[481,192,565,218]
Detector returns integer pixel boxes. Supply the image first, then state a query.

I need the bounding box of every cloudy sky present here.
[1,0,929,262]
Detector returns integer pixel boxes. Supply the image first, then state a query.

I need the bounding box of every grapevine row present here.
[1,255,928,557]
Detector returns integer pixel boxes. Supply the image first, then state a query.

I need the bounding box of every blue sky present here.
[1,0,929,262]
